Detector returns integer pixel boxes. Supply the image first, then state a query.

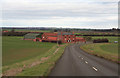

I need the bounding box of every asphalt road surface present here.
[49,43,118,76]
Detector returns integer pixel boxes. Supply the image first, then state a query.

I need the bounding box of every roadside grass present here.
[80,43,119,63]
[17,44,67,76]
[2,36,67,76]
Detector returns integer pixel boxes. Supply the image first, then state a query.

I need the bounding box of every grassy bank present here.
[17,44,67,76]
[80,43,119,63]
[2,36,67,76]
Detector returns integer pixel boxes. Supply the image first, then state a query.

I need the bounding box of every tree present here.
[11,29,15,32]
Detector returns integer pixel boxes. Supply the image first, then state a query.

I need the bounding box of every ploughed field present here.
[81,36,119,63]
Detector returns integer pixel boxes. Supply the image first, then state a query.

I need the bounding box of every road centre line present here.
[92,67,98,71]
[85,61,88,64]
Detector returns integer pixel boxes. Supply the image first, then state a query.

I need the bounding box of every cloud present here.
[1,0,119,29]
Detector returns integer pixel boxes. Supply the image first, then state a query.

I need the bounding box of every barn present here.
[41,32,85,43]
[24,33,42,42]
[42,32,58,42]
[76,37,86,42]
[24,32,86,43]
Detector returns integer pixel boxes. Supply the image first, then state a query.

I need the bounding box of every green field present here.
[92,36,118,42]
[76,36,118,43]
[81,43,119,63]
[2,36,67,76]
[2,36,56,66]
[81,36,119,63]
[75,32,119,35]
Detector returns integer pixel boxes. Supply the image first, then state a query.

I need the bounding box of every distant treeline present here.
[2,31,120,36]
[76,35,120,36]
[93,38,109,43]
[2,27,120,32]
[2,32,28,36]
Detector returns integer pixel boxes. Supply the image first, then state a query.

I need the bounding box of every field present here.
[75,31,119,35]
[2,36,67,76]
[2,36,56,66]
[76,36,118,42]
[92,36,118,42]
[3,29,50,32]
[80,36,119,63]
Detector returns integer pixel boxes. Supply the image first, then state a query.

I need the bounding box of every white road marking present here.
[85,61,88,64]
[92,67,98,71]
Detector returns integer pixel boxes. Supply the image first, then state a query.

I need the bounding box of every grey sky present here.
[0,0,119,29]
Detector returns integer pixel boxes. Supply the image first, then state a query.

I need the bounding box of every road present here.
[49,43,118,76]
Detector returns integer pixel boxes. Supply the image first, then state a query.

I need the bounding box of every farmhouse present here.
[24,32,85,43]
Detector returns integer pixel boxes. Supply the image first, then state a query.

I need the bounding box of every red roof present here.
[3,31,8,32]
[47,37,57,41]
[76,37,84,40]
[43,33,57,36]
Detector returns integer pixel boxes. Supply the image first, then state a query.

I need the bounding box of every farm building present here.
[42,32,58,42]
[24,33,42,42]
[24,32,86,43]
[76,37,85,42]
[41,32,85,43]
[57,32,76,43]
[2,30,9,32]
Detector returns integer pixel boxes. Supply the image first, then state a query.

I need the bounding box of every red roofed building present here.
[3,30,9,32]
[41,32,85,43]
[76,37,86,42]
[24,32,86,43]
[42,33,58,42]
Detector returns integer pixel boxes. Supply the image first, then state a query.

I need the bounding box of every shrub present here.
[83,36,92,41]
[2,32,28,36]
[93,38,109,43]
[58,41,62,44]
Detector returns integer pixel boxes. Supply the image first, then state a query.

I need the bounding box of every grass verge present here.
[2,42,67,76]
[16,44,68,76]
[80,43,119,64]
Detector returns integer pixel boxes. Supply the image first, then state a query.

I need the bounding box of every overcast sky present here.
[0,0,119,29]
